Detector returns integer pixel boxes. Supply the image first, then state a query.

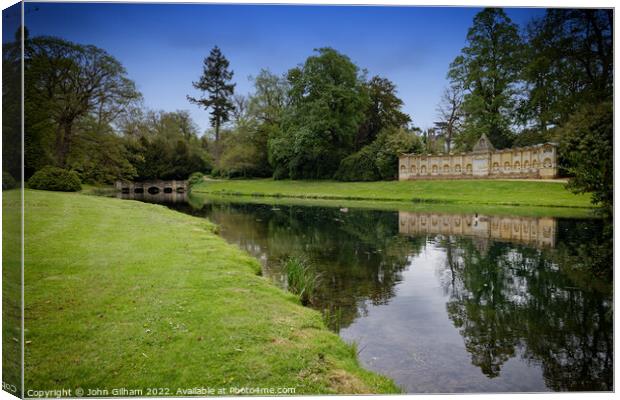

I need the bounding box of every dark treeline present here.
[2,8,612,210]
[4,29,211,184]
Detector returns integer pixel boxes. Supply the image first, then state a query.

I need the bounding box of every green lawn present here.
[20,190,398,395]
[2,188,22,397]
[193,178,594,209]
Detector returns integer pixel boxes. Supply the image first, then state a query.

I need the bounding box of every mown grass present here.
[2,188,22,397]
[192,178,593,209]
[21,189,399,395]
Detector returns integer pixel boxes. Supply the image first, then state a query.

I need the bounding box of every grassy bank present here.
[192,179,593,209]
[2,188,22,396]
[21,190,398,394]
[189,193,597,219]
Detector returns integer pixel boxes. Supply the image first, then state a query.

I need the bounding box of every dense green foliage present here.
[335,127,423,181]
[8,33,212,185]
[520,10,612,131]
[439,8,612,208]
[23,34,140,171]
[121,110,211,181]
[2,29,22,183]
[559,102,613,213]
[2,172,17,191]
[333,146,380,182]
[269,48,370,179]
[22,190,399,394]
[212,54,414,181]
[66,116,138,183]
[27,166,81,192]
[355,76,411,149]
[262,49,414,180]
[187,172,205,188]
[213,120,272,178]
[446,9,612,155]
[210,69,287,178]
[6,8,612,206]
[448,8,523,150]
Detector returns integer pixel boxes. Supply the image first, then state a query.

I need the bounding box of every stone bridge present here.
[115,180,188,195]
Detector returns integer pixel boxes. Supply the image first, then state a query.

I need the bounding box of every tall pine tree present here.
[187,46,235,141]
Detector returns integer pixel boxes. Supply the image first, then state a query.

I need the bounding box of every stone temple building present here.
[398,133,558,180]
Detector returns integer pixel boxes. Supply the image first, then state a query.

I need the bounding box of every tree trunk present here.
[56,122,73,168]
[54,124,64,167]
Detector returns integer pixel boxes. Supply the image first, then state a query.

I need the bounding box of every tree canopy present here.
[442,8,612,209]
[448,8,523,150]
[24,35,141,168]
[269,48,370,179]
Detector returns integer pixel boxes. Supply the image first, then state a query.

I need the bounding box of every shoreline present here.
[19,189,400,394]
[192,178,594,210]
[188,193,597,219]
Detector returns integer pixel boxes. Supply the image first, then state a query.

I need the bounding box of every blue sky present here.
[10,3,544,133]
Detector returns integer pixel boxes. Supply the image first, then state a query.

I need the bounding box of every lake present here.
[120,192,613,393]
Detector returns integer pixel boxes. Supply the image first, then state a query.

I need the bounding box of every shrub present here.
[2,171,17,190]
[209,168,222,178]
[282,256,321,306]
[335,127,423,181]
[188,172,205,188]
[334,146,381,181]
[560,101,612,213]
[374,127,424,179]
[27,166,82,192]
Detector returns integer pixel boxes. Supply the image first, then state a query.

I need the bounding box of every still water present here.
[121,192,613,393]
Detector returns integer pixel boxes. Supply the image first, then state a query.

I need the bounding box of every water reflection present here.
[178,201,421,331]
[126,194,612,392]
[399,212,557,248]
[435,235,612,390]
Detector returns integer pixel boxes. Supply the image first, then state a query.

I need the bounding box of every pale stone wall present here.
[398,211,557,248]
[399,135,558,180]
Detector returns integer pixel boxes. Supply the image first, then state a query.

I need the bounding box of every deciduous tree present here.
[24,35,140,168]
[559,102,612,214]
[356,76,411,149]
[435,84,464,152]
[448,8,523,149]
[269,48,369,179]
[521,9,612,130]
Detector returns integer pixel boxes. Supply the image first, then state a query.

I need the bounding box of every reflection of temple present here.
[398,211,557,248]
[117,191,187,204]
